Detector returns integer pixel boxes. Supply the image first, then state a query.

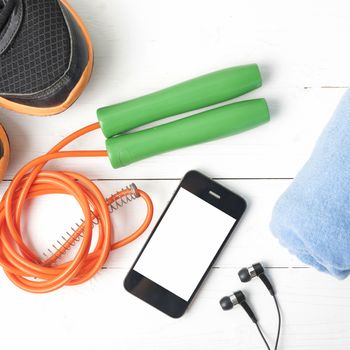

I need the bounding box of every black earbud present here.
[238,263,275,296]
[220,262,281,349]
[220,290,257,323]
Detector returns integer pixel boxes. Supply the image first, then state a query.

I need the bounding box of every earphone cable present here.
[255,323,271,350]
[273,295,281,350]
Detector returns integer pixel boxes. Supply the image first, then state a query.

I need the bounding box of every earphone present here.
[220,290,258,323]
[220,263,281,350]
[238,263,275,295]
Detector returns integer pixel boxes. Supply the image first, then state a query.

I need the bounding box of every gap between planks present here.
[101,266,310,270]
[0,177,294,182]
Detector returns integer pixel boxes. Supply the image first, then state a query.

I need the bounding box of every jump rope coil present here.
[42,183,141,263]
[0,123,154,293]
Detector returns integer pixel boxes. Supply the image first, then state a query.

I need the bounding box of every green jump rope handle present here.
[97,64,262,138]
[106,98,270,168]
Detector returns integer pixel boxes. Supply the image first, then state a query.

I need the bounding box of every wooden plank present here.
[0,1,348,349]
[2,0,350,179]
[3,179,304,268]
[2,87,344,180]
[0,267,347,350]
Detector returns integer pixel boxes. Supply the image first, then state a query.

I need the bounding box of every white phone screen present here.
[134,188,236,301]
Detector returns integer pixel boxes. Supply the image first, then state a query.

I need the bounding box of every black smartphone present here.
[124,170,247,318]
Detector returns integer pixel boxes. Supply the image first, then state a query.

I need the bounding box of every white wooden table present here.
[1,1,349,349]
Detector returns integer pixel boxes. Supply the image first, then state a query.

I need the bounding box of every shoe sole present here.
[0,0,94,116]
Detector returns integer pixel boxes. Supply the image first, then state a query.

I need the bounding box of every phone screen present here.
[134,187,236,301]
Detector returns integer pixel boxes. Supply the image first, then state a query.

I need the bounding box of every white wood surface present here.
[1,0,350,349]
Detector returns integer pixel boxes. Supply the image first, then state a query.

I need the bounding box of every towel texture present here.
[271,89,350,279]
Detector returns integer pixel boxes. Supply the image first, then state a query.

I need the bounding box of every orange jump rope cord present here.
[0,122,154,293]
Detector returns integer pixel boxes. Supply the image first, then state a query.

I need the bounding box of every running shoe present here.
[0,0,93,116]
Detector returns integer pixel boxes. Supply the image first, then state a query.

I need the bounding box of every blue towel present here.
[270,89,350,279]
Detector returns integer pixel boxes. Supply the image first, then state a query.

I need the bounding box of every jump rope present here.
[0,64,270,294]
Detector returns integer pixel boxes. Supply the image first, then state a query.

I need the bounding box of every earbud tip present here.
[238,268,251,283]
[220,296,233,311]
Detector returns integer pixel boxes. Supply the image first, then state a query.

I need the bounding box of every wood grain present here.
[1,0,349,348]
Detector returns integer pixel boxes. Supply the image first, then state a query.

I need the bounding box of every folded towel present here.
[270,89,350,279]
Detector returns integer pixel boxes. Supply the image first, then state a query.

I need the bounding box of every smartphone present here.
[124,170,247,318]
